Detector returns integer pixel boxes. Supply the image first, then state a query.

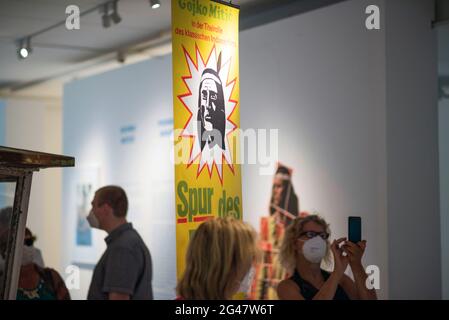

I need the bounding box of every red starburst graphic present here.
[177,44,238,184]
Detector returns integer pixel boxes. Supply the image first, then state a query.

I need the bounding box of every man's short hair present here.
[96,186,128,218]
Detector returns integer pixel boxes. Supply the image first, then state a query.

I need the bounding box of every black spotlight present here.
[150,0,161,9]
[17,37,32,59]
[110,0,122,24]
[102,3,111,28]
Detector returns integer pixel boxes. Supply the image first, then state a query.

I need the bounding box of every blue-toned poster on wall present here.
[76,183,93,246]
[71,166,103,266]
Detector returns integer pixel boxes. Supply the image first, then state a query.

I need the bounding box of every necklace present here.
[18,281,43,299]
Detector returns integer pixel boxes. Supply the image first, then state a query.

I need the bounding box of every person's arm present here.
[109,292,130,300]
[344,241,377,300]
[277,279,305,300]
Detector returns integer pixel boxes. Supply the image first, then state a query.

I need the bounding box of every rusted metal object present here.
[0,146,74,300]
[0,146,75,169]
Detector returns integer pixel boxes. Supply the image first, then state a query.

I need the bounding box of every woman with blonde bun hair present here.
[177,217,260,300]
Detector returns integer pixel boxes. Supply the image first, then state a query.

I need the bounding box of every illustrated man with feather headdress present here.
[197,53,226,151]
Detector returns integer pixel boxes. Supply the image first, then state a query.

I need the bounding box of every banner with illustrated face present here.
[172,0,241,278]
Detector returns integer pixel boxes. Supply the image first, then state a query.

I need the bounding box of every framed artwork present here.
[71,166,103,267]
[76,183,93,246]
[250,163,302,300]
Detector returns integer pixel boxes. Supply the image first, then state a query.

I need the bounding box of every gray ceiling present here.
[1,0,447,93]
[0,0,349,93]
[0,0,269,90]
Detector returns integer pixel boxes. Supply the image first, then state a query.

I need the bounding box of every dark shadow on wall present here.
[240,0,349,31]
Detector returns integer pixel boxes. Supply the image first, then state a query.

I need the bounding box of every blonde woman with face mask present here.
[176,217,260,300]
[277,215,377,300]
[17,228,70,300]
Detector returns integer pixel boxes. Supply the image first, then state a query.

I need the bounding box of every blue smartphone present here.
[348,216,361,244]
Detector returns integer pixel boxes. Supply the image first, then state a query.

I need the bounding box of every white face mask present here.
[301,236,327,264]
[86,209,100,229]
[21,245,34,266]
[31,247,45,268]
[238,266,256,294]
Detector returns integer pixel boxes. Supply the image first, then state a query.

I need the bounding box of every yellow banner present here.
[172,0,241,279]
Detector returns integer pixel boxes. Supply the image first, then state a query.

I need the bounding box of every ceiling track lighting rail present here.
[15,0,160,60]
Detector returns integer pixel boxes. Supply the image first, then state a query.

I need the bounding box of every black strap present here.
[289,269,350,300]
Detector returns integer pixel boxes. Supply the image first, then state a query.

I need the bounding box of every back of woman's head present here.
[177,217,259,300]
[279,214,331,273]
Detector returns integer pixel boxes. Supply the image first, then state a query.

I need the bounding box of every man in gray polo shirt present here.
[86,185,153,300]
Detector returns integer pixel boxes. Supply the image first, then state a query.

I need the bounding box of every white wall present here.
[240,0,389,298]
[0,100,8,209]
[3,98,63,273]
